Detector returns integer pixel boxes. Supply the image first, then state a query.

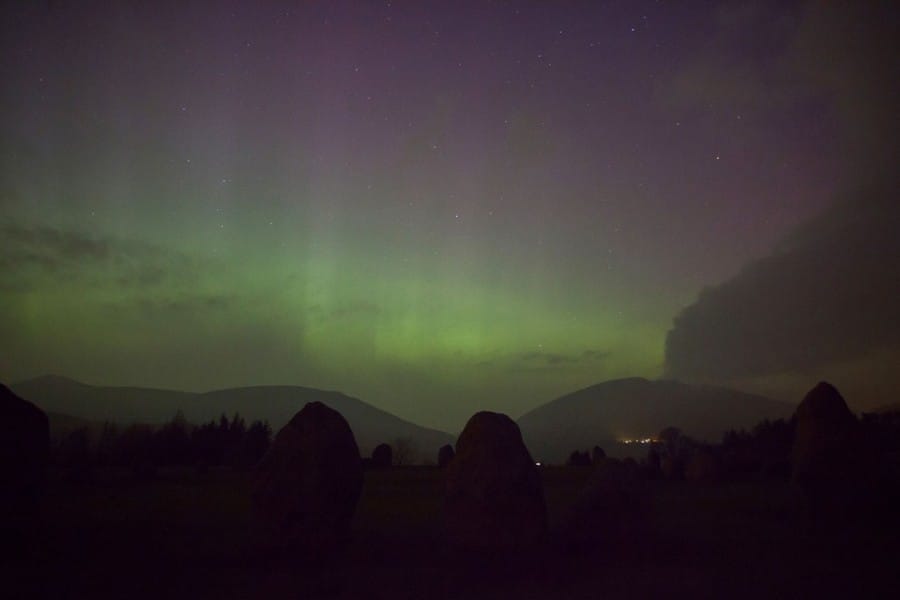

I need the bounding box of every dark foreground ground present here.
[5,466,899,599]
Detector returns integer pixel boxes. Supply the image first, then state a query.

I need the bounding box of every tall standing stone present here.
[444,411,547,547]
[790,382,873,518]
[791,382,858,485]
[252,401,363,551]
[371,442,392,468]
[0,384,49,557]
[437,443,455,468]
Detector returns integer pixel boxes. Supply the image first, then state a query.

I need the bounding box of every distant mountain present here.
[13,375,196,423]
[11,375,453,459]
[517,377,794,463]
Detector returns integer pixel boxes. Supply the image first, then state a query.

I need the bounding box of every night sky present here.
[2,1,897,430]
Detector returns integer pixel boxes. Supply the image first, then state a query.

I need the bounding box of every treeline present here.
[563,418,795,480]
[53,412,272,472]
[563,410,900,483]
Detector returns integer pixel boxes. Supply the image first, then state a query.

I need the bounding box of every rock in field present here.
[252,401,363,551]
[444,411,547,547]
[0,384,49,557]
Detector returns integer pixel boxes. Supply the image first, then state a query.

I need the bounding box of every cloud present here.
[785,2,899,179]
[1,224,111,269]
[325,302,382,321]
[665,1,806,115]
[133,293,236,317]
[509,348,609,372]
[580,350,609,361]
[663,1,899,180]
[306,301,383,324]
[663,2,900,398]
[664,185,899,381]
[0,223,195,292]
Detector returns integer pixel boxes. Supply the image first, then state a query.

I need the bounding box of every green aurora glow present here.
[4,2,895,429]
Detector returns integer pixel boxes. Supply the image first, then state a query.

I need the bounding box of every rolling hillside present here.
[11,375,453,459]
[518,377,793,463]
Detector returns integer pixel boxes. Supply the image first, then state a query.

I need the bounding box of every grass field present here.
[6,466,898,599]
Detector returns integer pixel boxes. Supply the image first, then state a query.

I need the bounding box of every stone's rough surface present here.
[443,411,548,547]
[791,382,858,485]
[437,443,455,468]
[0,384,50,556]
[252,401,363,550]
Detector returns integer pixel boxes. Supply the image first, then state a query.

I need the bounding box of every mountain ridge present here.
[10,375,453,459]
[517,377,794,462]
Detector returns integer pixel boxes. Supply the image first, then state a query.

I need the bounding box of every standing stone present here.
[0,384,50,557]
[791,381,871,517]
[437,443,455,468]
[444,411,547,547]
[371,443,392,468]
[252,402,363,551]
[791,382,858,486]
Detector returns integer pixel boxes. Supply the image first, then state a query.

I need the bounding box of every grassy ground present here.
[5,466,898,599]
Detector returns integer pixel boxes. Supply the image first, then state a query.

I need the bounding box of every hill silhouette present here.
[518,377,793,463]
[11,375,453,458]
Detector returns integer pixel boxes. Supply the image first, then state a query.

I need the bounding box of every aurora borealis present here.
[2,2,897,430]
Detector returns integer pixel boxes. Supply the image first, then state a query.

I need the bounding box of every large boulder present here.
[437,443,455,468]
[444,411,547,547]
[790,382,877,518]
[791,382,858,485]
[0,384,50,557]
[371,442,392,468]
[252,402,363,551]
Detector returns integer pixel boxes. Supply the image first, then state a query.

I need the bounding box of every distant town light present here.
[535,461,542,466]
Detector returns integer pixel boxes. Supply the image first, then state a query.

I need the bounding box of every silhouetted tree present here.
[240,420,271,466]
[392,437,416,465]
[591,445,606,464]
[717,418,795,480]
[56,411,273,471]
[56,427,92,480]
[116,424,156,479]
[156,411,191,465]
[223,413,247,466]
[658,426,682,457]
[95,421,119,466]
[567,450,592,467]
[191,419,222,466]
